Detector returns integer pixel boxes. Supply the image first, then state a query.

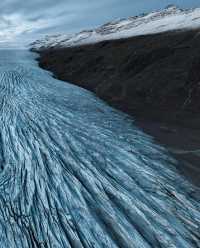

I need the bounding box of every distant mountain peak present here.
[165,4,179,10]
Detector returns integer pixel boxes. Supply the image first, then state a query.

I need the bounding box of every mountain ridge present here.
[31,6,200,51]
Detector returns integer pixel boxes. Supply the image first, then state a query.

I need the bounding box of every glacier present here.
[0,49,199,247]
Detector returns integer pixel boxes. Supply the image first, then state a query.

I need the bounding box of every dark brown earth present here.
[35,29,200,186]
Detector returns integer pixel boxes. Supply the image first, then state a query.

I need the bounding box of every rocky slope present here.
[31,6,200,126]
[35,29,200,127]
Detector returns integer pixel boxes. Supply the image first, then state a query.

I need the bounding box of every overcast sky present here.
[0,0,200,46]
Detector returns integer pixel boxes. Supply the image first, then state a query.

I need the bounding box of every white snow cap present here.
[165,4,179,10]
[31,5,200,50]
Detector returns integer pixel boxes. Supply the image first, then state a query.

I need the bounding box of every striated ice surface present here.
[0,49,199,247]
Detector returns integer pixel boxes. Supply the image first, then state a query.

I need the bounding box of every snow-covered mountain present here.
[31,5,200,50]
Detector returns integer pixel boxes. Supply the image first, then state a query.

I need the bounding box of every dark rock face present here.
[36,29,200,128]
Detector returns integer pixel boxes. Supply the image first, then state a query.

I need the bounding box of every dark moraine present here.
[35,29,200,186]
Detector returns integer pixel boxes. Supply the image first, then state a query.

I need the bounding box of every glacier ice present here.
[0,50,199,247]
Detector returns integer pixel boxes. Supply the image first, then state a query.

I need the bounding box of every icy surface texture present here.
[0,50,199,247]
[31,6,200,50]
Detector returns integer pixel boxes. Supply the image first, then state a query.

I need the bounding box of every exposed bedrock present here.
[37,29,200,128]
